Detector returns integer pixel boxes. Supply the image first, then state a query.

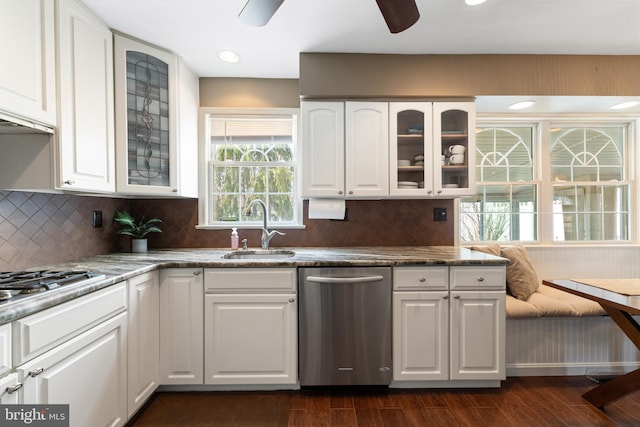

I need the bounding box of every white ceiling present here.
[81,0,640,113]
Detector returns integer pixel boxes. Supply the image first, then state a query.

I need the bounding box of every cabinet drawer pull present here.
[477,277,485,282]
[28,368,44,377]
[443,295,449,300]
[454,295,460,299]
[6,383,23,394]
[419,277,426,283]
[288,298,295,303]
[193,271,201,276]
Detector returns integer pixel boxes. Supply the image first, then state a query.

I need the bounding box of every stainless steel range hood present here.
[0,111,54,134]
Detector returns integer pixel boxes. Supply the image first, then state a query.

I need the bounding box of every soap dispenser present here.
[231,228,239,249]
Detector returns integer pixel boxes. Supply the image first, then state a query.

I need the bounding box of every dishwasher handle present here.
[306,275,384,284]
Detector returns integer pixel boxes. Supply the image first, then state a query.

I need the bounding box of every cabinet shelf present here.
[398,165,424,171]
[397,134,424,138]
[442,165,467,172]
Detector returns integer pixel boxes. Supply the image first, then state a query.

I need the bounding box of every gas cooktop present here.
[0,270,106,302]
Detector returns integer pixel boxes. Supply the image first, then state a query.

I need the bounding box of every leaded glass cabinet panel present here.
[114,34,179,195]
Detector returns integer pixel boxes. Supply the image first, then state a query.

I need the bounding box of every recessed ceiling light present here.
[218,50,240,64]
[508,100,536,110]
[465,0,487,5]
[610,101,640,110]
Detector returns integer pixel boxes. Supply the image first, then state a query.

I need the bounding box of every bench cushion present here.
[506,284,606,318]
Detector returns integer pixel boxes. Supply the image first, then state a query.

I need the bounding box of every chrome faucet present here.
[244,199,285,249]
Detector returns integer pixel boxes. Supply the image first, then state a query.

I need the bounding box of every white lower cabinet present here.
[127,272,159,417]
[159,268,203,385]
[450,290,505,380]
[204,268,297,385]
[18,312,127,427]
[393,291,449,380]
[393,265,505,384]
[13,282,128,427]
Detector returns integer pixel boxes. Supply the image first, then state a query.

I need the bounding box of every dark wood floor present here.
[127,376,640,427]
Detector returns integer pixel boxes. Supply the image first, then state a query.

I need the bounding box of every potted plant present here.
[113,210,162,253]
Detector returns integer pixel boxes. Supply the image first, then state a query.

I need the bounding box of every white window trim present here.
[196,107,304,230]
[457,114,639,246]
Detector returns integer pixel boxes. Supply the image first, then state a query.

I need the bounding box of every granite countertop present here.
[0,246,507,324]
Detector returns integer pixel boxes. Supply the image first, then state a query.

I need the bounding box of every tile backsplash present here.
[1,191,454,270]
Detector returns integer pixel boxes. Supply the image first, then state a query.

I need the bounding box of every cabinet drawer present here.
[13,282,127,365]
[450,266,506,290]
[393,266,448,290]
[204,268,296,292]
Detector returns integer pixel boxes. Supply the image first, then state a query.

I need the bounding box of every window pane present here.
[551,127,625,182]
[240,166,266,193]
[212,165,239,193]
[460,184,536,242]
[475,127,533,182]
[466,126,537,242]
[206,112,299,226]
[213,194,240,222]
[552,184,629,241]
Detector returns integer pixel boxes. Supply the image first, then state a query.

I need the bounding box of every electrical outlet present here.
[434,207,447,221]
[93,211,103,228]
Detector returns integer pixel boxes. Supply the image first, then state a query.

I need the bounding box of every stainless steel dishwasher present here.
[298,267,392,386]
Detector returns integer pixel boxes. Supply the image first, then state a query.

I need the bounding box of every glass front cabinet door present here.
[389,102,475,197]
[434,102,475,197]
[114,34,178,195]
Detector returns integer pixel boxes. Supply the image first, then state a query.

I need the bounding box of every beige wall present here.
[299,53,640,99]
[199,77,299,108]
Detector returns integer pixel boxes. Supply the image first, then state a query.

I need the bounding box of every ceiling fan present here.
[238,0,420,33]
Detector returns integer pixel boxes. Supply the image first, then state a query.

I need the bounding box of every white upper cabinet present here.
[389,101,476,197]
[303,100,474,200]
[56,0,115,192]
[302,101,388,198]
[301,101,345,197]
[114,34,199,197]
[389,102,434,196]
[345,102,389,198]
[0,0,56,124]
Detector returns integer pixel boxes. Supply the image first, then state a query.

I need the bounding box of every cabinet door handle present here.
[436,189,442,194]
[443,295,449,300]
[6,383,23,394]
[454,295,460,299]
[64,180,75,185]
[348,190,353,195]
[28,368,44,377]
[288,298,295,303]
[338,191,343,195]
[477,277,485,282]
[193,271,201,276]
[419,277,426,283]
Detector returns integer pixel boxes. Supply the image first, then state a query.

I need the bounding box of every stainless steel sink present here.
[221,249,296,259]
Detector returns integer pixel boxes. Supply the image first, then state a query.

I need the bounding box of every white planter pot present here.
[131,239,148,253]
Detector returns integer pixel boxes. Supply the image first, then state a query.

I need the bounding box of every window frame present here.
[197,107,304,230]
[460,116,637,246]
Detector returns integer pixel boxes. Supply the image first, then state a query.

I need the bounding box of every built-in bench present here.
[471,244,640,377]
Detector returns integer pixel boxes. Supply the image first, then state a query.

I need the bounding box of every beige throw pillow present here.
[470,243,502,256]
[501,245,540,301]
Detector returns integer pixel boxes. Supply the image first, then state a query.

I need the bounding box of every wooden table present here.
[543,278,640,408]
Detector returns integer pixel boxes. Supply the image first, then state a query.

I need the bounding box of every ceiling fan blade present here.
[238,0,285,27]
[375,0,420,33]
